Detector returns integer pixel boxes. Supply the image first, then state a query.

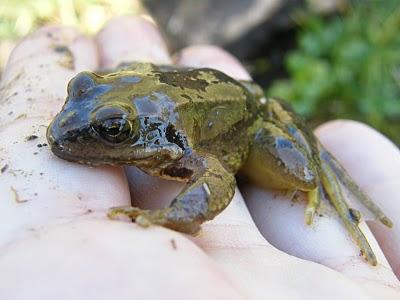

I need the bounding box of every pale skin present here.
[0,16,399,299]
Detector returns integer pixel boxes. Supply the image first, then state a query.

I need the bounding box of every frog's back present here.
[156,67,259,172]
[121,63,260,171]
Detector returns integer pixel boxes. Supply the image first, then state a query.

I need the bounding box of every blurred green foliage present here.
[268,1,400,144]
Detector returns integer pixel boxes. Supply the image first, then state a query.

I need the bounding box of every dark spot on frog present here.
[162,165,193,179]
[26,135,38,141]
[166,124,186,150]
[1,164,9,173]
[156,71,209,91]
[181,94,192,101]
[170,239,177,250]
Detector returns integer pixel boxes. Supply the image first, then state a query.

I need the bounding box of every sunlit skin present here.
[47,62,392,266]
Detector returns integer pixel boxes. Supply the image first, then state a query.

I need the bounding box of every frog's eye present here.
[68,72,96,98]
[91,107,138,144]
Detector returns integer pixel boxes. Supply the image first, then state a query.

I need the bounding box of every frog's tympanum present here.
[47,62,392,265]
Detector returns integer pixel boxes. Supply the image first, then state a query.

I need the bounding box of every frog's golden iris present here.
[47,62,392,266]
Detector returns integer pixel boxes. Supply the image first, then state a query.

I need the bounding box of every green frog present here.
[47,62,392,265]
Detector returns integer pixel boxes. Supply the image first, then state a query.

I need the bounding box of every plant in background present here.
[268,0,400,144]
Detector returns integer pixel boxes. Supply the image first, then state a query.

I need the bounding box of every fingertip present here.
[315,119,400,279]
[4,25,97,74]
[96,15,171,69]
[0,219,244,299]
[174,45,251,80]
[0,25,98,125]
[243,186,399,284]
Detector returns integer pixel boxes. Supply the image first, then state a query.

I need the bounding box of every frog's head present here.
[47,71,185,166]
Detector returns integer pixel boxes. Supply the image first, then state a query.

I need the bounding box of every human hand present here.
[0,16,399,299]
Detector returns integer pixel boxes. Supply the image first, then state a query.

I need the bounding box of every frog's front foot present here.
[107,205,203,234]
[108,154,236,235]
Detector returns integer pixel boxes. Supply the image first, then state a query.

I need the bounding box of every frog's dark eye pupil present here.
[103,119,127,136]
[94,117,133,144]
[92,106,139,145]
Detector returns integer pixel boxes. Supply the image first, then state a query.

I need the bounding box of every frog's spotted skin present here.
[47,62,392,265]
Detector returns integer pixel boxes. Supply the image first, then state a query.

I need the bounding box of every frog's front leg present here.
[241,121,324,224]
[108,153,236,234]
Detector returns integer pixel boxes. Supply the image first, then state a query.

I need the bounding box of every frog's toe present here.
[379,216,393,228]
[305,186,323,225]
[304,206,316,225]
[108,206,171,229]
[107,206,148,220]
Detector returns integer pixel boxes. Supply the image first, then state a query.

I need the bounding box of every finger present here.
[243,120,400,286]
[243,187,400,287]
[174,45,267,241]
[96,15,171,69]
[95,16,177,211]
[157,45,398,298]
[174,45,251,80]
[0,26,130,247]
[0,26,98,125]
[0,220,244,300]
[316,120,400,279]
[174,46,346,299]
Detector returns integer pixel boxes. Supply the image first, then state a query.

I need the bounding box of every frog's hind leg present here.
[319,154,378,265]
[319,145,392,228]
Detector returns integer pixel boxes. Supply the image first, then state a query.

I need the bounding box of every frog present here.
[47,62,392,266]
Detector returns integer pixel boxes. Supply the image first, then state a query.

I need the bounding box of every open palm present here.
[0,16,399,299]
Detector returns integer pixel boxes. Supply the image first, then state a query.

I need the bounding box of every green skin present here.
[47,62,392,265]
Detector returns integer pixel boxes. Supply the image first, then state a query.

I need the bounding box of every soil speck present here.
[170,239,177,250]
[1,164,9,173]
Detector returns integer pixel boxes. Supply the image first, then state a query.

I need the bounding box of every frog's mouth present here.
[47,132,185,167]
